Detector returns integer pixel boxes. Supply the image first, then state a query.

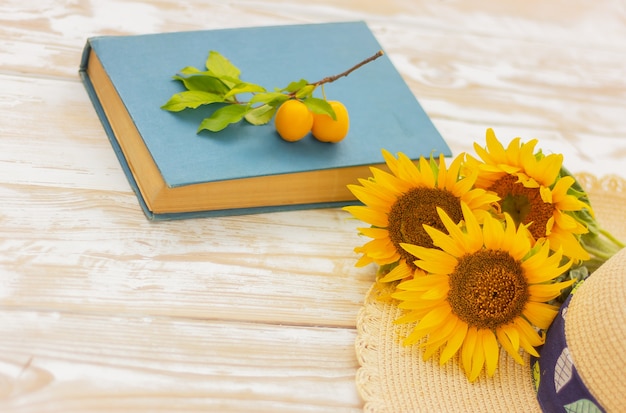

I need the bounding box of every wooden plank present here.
[0,311,361,412]
[0,180,373,327]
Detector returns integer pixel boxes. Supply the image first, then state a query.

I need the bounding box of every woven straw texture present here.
[355,173,626,413]
[566,249,626,412]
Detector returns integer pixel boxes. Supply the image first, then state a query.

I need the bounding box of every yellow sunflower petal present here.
[463,189,500,212]
[482,213,505,250]
[522,241,568,284]
[469,331,487,381]
[381,149,401,177]
[539,185,553,203]
[444,153,464,192]
[459,202,484,251]
[422,313,458,349]
[359,238,399,262]
[508,225,532,261]
[535,154,563,187]
[418,156,436,187]
[518,139,537,170]
[496,325,524,365]
[397,297,446,314]
[343,205,387,228]
[420,283,450,300]
[422,313,459,361]
[347,184,393,211]
[548,229,590,261]
[482,329,500,377]
[514,318,543,356]
[452,174,476,198]
[505,142,523,169]
[371,167,412,194]
[401,243,458,275]
[527,279,575,302]
[527,259,572,284]
[521,240,550,269]
[440,320,468,365]
[415,257,458,275]
[396,152,426,185]
[355,254,373,267]
[484,128,507,162]
[394,310,423,326]
[436,154,449,189]
[404,304,451,339]
[356,177,400,203]
[379,261,414,283]
[550,176,576,200]
[436,206,471,249]
[357,227,389,239]
[522,301,559,330]
[553,210,579,231]
[424,225,466,258]
[396,274,450,292]
[462,325,478,377]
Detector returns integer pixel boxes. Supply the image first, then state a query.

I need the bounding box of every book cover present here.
[79,21,451,220]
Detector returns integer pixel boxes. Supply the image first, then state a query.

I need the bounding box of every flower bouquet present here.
[346,129,624,383]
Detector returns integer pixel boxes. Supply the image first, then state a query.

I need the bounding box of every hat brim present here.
[355,173,626,413]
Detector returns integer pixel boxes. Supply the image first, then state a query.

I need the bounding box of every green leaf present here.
[161,91,225,112]
[244,104,277,125]
[281,79,308,93]
[197,104,249,132]
[206,51,240,79]
[178,66,202,75]
[173,74,230,95]
[295,84,316,99]
[249,92,289,106]
[224,82,266,99]
[303,97,336,120]
[564,399,603,413]
[215,74,242,89]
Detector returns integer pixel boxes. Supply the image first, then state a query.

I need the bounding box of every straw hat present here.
[355,173,626,413]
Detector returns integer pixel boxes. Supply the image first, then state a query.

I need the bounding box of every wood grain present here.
[1,0,625,411]
[0,311,361,412]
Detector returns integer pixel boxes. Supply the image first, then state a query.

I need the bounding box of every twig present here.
[314,50,384,86]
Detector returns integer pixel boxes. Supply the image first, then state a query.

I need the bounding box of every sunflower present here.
[392,202,574,381]
[466,128,591,261]
[344,150,499,282]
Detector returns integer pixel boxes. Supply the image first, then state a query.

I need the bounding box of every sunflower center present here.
[448,250,528,330]
[387,187,462,267]
[488,174,555,240]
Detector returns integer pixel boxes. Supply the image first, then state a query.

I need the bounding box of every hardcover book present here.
[79,21,450,220]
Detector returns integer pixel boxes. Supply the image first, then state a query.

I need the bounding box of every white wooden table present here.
[1,1,625,412]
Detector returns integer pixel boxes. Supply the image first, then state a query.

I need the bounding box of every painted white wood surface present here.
[1,1,625,411]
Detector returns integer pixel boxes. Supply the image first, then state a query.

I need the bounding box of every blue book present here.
[79,21,450,220]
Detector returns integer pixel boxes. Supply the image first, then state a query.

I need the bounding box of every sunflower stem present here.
[598,228,625,248]
[579,229,624,269]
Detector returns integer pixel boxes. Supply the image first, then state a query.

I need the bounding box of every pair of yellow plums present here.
[274,99,349,143]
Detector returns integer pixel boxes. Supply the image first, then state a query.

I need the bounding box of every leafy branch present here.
[161,50,384,133]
